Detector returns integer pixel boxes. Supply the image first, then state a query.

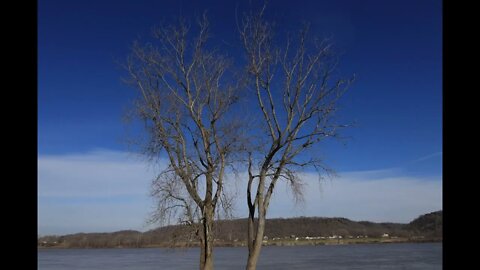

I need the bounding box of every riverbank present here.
[38,236,441,249]
[38,211,442,249]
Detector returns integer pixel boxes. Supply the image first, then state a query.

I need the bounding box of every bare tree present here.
[239,7,354,270]
[124,14,241,270]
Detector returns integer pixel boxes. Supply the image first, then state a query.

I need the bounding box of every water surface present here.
[38,242,442,269]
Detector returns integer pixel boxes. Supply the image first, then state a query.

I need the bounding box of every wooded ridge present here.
[38,211,442,248]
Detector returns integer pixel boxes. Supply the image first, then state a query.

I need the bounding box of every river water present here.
[38,242,441,269]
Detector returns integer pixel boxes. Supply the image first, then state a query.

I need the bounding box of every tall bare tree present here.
[124,14,240,270]
[239,7,354,270]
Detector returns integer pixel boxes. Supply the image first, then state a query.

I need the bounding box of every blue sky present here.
[38,0,442,235]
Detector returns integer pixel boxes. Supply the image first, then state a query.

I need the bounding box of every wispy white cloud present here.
[226,168,441,224]
[38,149,442,235]
[411,151,442,163]
[38,199,154,235]
[264,172,442,223]
[38,149,161,198]
[38,149,160,235]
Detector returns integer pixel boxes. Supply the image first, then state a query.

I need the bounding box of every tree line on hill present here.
[38,211,442,248]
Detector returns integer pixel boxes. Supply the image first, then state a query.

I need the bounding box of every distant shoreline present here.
[38,237,441,249]
[38,211,442,249]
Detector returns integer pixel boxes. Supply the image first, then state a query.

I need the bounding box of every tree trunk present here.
[246,172,267,270]
[246,213,265,270]
[200,237,206,270]
[200,206,214,270]
[247,212,255,252]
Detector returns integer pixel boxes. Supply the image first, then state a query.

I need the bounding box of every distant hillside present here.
[406,210,442,239]
[38,211,442,248]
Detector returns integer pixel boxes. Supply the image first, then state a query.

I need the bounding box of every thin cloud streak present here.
[412,151,442,163]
